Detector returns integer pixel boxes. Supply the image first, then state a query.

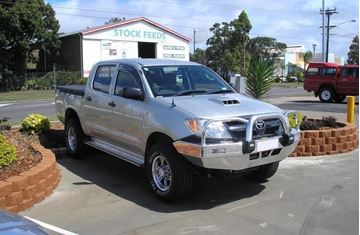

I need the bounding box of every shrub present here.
[20,114,50,135]
[300,120,321,130]
[0,134,17,168]
[322,116,337,128]
[287,112,303,128]
[0,117,11,131]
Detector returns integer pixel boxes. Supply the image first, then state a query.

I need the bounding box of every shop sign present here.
[114,29,166,40]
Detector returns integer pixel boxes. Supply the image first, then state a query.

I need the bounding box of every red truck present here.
[304,62,359,102]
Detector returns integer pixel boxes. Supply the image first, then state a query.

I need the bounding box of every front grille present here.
[225,118,284,141]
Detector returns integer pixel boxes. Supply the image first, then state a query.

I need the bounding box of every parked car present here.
[304,62,359,102]
[0,210,48,235]
[55,59,300,201]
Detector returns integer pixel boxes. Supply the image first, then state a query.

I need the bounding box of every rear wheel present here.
[319,87,334,103]
[245,162,279,181]
[145,141,193,201]
[65,118,87,157]
[334,95,346,103]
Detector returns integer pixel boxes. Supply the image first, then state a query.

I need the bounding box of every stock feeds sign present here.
[113,29,166,41]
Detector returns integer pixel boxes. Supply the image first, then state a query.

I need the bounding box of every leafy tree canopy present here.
[105,17,126,24]
[0,0,60,73]
[347,35,359,65]
[247,36,287,60]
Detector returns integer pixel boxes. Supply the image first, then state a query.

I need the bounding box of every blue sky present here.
[48,0,359,59]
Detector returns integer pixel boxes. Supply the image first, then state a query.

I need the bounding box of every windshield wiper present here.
[210,89,234,94]
[174,90,208,96]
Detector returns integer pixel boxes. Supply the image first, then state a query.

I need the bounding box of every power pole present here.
[193,29,196,54]
[320,8,338,62]
[321,0,325,62]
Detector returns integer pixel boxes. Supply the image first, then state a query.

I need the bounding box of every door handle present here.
[108,101,116,107]
[85,96,92,101]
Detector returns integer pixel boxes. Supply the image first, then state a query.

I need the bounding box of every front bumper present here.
[173,112,301,171]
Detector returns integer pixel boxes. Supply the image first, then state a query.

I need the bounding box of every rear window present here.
[93,65,116,93]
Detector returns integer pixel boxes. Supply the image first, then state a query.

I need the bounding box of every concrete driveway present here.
[21,150,359,235]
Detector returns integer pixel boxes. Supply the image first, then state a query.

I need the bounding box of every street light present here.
[325,19,356,62]
[312,44,317,54]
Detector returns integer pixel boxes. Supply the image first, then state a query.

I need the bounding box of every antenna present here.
[171,96,176,106]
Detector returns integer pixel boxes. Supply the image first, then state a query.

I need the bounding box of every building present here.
[310,53,345,65]
[40,17,191,77]
[275,45,307,77]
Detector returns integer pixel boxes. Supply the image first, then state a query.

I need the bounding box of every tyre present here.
[145,141,193,201]
[319,87,334,103]
[245,162,279,181]
[65,118,87,157]
[334,95,346,103]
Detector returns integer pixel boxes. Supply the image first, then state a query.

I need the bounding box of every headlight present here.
[185,119,232,139]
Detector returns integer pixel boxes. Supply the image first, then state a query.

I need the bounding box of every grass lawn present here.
[0,90,55,102]
[272,82,304,88]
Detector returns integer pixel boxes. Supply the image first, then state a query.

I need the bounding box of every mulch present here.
[0,122,65,181]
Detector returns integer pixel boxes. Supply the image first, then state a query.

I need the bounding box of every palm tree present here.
[303,51,313,71]
[245,57,276,99]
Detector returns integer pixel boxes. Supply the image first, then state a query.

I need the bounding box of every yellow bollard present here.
[347,96,355,123]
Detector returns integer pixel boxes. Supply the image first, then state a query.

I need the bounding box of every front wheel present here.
[145,142,193,201]
[319,87,334,103]
[245,162,279,181]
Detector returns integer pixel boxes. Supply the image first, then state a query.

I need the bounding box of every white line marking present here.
[279,190,284,199]
[24,216,78,235]
[277,173,293,180]
[259,222,268,228]
[0,103,11,108]
[227,201,259,213]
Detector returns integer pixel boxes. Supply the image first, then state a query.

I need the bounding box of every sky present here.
[48,0,359,59]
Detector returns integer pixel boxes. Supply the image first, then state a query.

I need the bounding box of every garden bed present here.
[0,123,64,181]
[290,121,359,157]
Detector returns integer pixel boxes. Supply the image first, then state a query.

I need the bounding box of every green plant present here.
[245,57,276,99]
[0,117,11,131]
[20,114,50,135]
[300,120,321,130]
[287,112,303,128]
[322,116,337,128]
[0,134,17,168]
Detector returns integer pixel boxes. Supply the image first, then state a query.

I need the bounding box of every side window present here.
[324,68,336,75]
[306,67,319,76]
[115,66,141,96]
[346,68,359,78]
[93,65,116,93]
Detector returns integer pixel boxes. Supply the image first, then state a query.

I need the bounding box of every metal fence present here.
[0,71,84,92]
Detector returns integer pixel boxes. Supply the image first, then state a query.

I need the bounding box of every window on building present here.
[93,65,116,93]
[115,66,142,96]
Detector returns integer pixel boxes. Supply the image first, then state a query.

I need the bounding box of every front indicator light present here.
[173,141,201,158]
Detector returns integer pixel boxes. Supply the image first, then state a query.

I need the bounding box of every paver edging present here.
[0,144,61,212]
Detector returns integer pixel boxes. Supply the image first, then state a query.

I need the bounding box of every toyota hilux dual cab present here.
[55,59,300,201]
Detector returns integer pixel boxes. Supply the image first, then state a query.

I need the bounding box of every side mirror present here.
[122,87,144,100]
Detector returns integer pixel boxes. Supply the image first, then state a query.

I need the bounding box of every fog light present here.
[281,134,295,146]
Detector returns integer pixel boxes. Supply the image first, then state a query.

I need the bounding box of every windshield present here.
[141,65,233,97]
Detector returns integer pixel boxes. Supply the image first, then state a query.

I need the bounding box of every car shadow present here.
[56,152,265,213]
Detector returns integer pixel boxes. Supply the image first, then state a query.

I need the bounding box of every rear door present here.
[108,65,145,155]
[83,64,117,140]
[337,67,359,95]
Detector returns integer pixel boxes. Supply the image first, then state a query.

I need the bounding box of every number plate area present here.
[256,138,280,152]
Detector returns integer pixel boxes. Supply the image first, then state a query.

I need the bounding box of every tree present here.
[347,36,359,64]
[206,11,252,80]
[190,48,208,65]
[105,17,126,24]
[303,51,313,71]
[247,37,287,59]
[245,57,276,99]
[0,0,60,74]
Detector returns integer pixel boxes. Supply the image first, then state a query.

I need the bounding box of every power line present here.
[320,8,338,62]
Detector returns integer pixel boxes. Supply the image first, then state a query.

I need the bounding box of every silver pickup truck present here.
[55,59,300,201]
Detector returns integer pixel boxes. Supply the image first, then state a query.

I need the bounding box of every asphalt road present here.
[21,150,359,235]
[0,87,356,122]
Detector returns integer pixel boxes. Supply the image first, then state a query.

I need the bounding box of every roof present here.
[97,58,199,67]
[308,62,340,67]
[60,17,191,42]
